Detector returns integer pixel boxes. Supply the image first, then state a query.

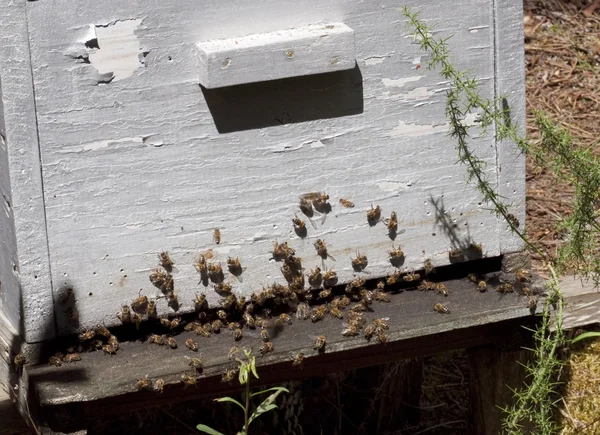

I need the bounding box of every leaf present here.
[247,388,288,426]
[215,397,245,411]
[239,366,248,385]
[571,331,600,344]
[196,424,226,435]
[250,387,289,398]
[250,357,258,380]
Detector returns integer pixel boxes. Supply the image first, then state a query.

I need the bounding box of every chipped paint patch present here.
[310,140,326,149]
[364,54,391,65]
[57,137,144,154]
[469,25,490,33]
[412,56,421,65]
[88,19,144,82]
[382,76,422,88]
[389,120,447,138]
[378,86,435,102]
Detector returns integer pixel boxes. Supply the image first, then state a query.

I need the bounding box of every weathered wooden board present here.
[3,0,526,338]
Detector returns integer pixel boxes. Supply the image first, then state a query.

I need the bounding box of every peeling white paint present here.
[309,140,326,148]
[412,56,421,65]
[381,76,422,88]
[364,54,391,65]
[57,137,144,154]
[377,86,435,102]
[469,25,490,33]
[88,19,143,82]
[389,120,448,138]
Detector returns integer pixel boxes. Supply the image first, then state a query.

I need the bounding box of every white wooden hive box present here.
[0,0,525,342]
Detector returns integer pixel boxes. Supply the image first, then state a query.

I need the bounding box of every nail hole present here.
[88,292,93,296]
[221,58,231,68]
[285,50,294,59]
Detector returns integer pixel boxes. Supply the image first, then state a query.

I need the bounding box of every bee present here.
[436,283,448,296]
[49,356,62,367]
[243,311,256,328]
[194,255,209,283]
[63,353,82,363]
[221,294,237,311]
[160,317,171,328]
[498,283,514,294]
[448,249,464,262]
[308,266,322,288]
[386,270,402,285]
[338,295,352,307]
[388,246,405,265]
[374,290,391,302]
[279,313,292,325]
[470,242,483,256]
[506,214,520,228]
[208,263,224,283]
[417,280,437,291]
[319,288,332,299]
[292,215,307,236]
[301,192,330,213]
[181,373,197,387]
[386,211,398,232]
[478,281,488,292]
[364,323,377,341]
[272,241,295,261]
[189,357,203,370]
[367,205,382,225]
[154,379,165,394]
[373,318,389,330]
[131,294,148,313]
[433,303,450,314]
[311,305,328,323]
[227,257,243,276]
[526,296,538,310]
[342,323,361,336]
[339,198,355,208]
[228,347,239,360]
[521,287,532,296]
[291,352,305,367]
[193,293,208,310]
[516,269,531,283]
[117,305,132,323]
[146,300,157,319]
[13,353,27,367]
[314,239,334,260]
[296,302,310,320]
[351,252,368,271]
[166,337,177,349]
[149,334,165,345]
[222,369,237,383]
[158,251,175,271]
[216,310,227,321]
[132,312,143,329]
[467,273,479,283]
[214,283,233,295]
[185,338,199,352]
[299,197,315,218]
[403,271,421,282]
[169,316,182,330]
[213,228,221,245]
[103,343,117,355]
[78,329,95,342]
[376,329,389,344]
[233,328,243,341]
[260,329,270,342]
[280,264,294,282]
[424,259,435,276]
[149,268,173,292]
[323,269,338,287]
[329,306,344,319]
[107,335,119,352]
[313,335,326,351]
[376,280,386,291]
[260,342,274,355]
[137,378,152,391]
[228,321,241,331]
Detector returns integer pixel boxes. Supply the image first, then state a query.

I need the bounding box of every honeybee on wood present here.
[214,283,233,295]
[314,239,335,261]
[478,281,488,292]
[272,241,295,262]
[296,302,310,320]
[516,269,531,283]
[299,197,315,218]
[228,321,241,330]
[222,369,237,383]
[388,246,405,266]
[374,290,391,302]
[311,305,328,323]
[184,321,198,332]
[292,215,308,237]
[291,352,305,367]
[213,228,221,245]
[308,266,323,288]
[49,356,62,367]
[243,311,256,329]
[260,329,270,342]
[521,287,532,296]
[208,263,224,283]
[301,192,330,220]
[63,353,82,363]
[329,306,344,319]
[436,283,448,296]
[319,288,332,299]
[278,313,292,325]
[146,300,157,319]
[137,378,152,391]
[467,273,479,283]
[154,379,165,394]
[376,329,389,344]
[93,339,105,351]
[158,251,175,272]
[131,294,148,313]
[13,353,27,367]
[233,328,243,341]
[498,283,514,294]
[385,269,401,285]
[193,293,208,311]
[339,198,355,208]
[78,329,95,342]
[149,334,165,345]
[424,259,435,276]
[167,292,180,311]
[448,249,464,262]
[433,303,450,314]
[181,373,197,387]
[160,317,171,328]
[376,280,386,291]
[217,310,227,321]
[323,269,338,287]
[149,268,173,292]
[117,305,132,323]
[185,338,198,352]
[166,337,177,349]
[313,335,326,351]
[367,205,382,226]
[351,252,368,272]
[189,357,203,370]
[280,264,294,283]
[194,255,209,284]
[417,280,437,291]
[386,211,398,232]
[211,320,224,333]
[364,323,377,341]
[342,323,361,336]
[403,271,421,282]
[132,312,143,329]
[228,347,239,360]
[526,296,538,310]
[227,257,243,277]
[103,336,119,354]
[260,342,274,355]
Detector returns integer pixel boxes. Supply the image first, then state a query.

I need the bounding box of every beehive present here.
[0,0,525,343]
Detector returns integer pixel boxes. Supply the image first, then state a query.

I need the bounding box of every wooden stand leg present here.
[467,345,531,435]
